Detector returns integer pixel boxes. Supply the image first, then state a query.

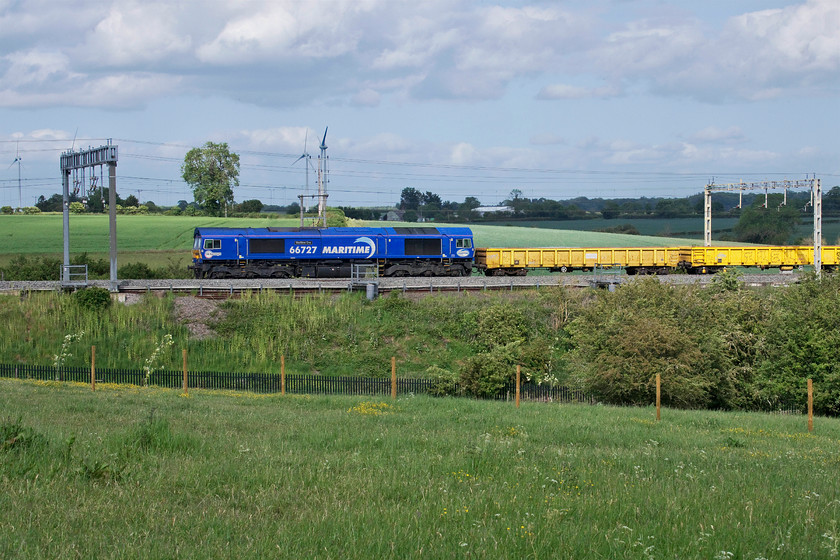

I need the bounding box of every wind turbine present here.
[292,129,313,195]
[8,141,22,209]
[292,130,315,226]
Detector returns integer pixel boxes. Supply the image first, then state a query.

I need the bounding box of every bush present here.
[71,253,109,278]
[425,366,459,397]
[474,303,528,350]
[72,287,112,312]
[1,206,13,215]
[566,279,737,409]
[459,342,520,398]
[119,262,158,279]
[2,255,61,280]
[21,206,41,214]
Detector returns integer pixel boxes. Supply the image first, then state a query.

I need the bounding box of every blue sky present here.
[0,0,837,208]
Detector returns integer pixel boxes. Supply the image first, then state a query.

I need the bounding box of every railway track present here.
[0,272,803,299]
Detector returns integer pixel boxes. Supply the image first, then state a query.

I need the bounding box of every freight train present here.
[191,226,837,279]
[477,245,840,275]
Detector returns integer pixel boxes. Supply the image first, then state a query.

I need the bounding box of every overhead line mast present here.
[704,177,822,275]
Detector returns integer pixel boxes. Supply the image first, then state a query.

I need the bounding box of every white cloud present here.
[537,84,619,100]
[0,49,181,109]
[195,1,373,64]
[450,142,482,165]
[236,127,313,152]
[79,2,193,66]
[591,0,840,101]
[352,88,381,107]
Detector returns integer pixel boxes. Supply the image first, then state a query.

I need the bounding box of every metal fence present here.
[0,363,593,404]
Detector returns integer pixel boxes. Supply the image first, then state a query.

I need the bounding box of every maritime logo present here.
[321,237,377,258]
[204,250,221,258]
[355,236,376,258]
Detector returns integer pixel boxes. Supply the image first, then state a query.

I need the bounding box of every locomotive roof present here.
[193,226,473,236]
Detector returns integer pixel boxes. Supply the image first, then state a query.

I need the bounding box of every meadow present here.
[1,379,838,559]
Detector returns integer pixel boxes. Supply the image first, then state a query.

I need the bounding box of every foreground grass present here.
[0,289,565,376]
[1,379,838,559]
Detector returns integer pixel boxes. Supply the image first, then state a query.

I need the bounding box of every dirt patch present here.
[172,297,224,339]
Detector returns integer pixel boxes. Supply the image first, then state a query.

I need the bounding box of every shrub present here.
[459,342,520,398]
[119,262,158,279]
[2,255,61,280]
[566,279,736,409]
[1,206,13,215]
[21,206,41,214]
[474,303,528,350]
[71,253,109,278]
[72,287,112,312]
[425,365,459,397]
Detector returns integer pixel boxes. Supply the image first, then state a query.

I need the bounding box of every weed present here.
[0,417,45,452]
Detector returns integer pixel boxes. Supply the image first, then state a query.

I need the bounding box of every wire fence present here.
[0,363,594,404]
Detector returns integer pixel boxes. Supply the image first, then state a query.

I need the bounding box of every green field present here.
[484,216,840,244]
[1,379,837,559]
[0,214,713,272]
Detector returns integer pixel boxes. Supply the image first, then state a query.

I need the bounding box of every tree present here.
[181,142,240,217]
[399,188,423,211]
[285,202,301,216]
[459,196,481,221]
[124,194,139,207]
[422,191,442,209]
[238,199,264,214]
[734,195,800,244]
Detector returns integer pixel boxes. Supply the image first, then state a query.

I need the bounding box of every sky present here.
[0,0,838,209]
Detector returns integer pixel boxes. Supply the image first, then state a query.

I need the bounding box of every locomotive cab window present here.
[203,239,221,250]
[456,239,472,249]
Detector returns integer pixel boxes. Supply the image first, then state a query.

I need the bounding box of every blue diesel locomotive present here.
[191,226,475,279]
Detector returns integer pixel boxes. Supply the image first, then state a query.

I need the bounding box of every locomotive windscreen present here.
[250,239,285,254]
[405,238,442,256]
[393,227,440,235]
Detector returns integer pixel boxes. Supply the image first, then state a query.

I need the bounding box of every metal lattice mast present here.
[703,178,823,275]
[813,177,822,275]
[60,141,119,288]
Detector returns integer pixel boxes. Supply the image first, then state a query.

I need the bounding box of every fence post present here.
[515,365,521,408]
[90,345,96,392]
[391,356,396,400]
[656,374,661,421]
[808,378,813,433]
[281,355,286,396]
[182,349,188,395]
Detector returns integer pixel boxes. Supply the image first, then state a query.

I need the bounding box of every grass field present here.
[484,216,840,245]
[0,214,710,271]
[1,379,838,559]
